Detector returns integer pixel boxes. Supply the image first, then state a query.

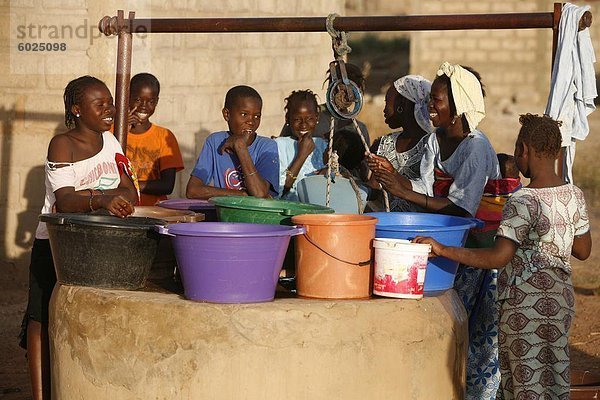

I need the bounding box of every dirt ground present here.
[0,262,30,399]
[569,224,600,376]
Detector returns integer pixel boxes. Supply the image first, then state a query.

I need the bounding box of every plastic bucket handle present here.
[39,213,165,230]
[234,204,287,214]
[283,208,300,216]
[154,224,174,237]
[48,216,66,225]
[282,207,330,216]
[303,227,370,267]
[467,217,485,229]
[209,198,286,214]
[155,223,305,238]
[287,226,307,236]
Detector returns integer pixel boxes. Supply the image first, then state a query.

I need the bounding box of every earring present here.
[396,106,403,114]
[451,115,458,125]
[76,114,80,118]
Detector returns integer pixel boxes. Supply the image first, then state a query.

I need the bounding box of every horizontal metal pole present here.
[129,13,555,34]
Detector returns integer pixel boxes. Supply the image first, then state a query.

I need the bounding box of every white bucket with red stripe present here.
[373,238,431,299]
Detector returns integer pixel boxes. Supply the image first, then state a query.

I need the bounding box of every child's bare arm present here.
[282,135,314,194]
[186,175,247,200]
[233,141,271,198]
[59,170,137,216]
[572,231,592,260]
[414,236,518,269]
[114,170,139,203]
[139,168,177,195]
[48,135,135,217]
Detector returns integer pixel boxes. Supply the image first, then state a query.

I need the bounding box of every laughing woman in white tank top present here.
[20,76,138,400]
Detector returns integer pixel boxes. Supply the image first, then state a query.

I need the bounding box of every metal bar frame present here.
[125,13,555,33]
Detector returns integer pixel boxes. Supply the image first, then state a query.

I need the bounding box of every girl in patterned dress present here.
[366,75,434,212]
[415,114,592,400]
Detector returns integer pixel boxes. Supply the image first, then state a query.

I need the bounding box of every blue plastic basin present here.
[366,212,481,292]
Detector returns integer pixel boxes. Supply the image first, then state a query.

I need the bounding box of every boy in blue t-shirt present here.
[186,85,280,199]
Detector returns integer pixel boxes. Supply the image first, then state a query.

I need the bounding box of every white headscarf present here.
[393,75,434,133]
[436,62,485,131]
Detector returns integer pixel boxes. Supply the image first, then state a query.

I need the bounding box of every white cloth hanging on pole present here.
[545,3,597,183]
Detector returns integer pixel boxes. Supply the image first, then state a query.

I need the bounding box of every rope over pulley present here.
[324,14,363,121]
[323,14,388,212]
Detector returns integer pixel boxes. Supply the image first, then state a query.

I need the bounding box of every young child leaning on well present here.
[275,90,327,201]
[186,85,279,200]
[126,73,184,206]
[415,113,592,400]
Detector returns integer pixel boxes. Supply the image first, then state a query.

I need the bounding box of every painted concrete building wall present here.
[347,0,598,153]
[0,0,344,268]
[411,0,599,108]
[412,0,599,159]
[348,0,598,109]
[1,0,598,267]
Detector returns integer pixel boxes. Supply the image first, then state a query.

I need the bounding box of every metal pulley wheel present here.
[325,61,363,120]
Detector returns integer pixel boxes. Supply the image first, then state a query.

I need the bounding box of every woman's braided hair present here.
[284,89,319,124]
[517,113,562,158]
[63,75,107,129]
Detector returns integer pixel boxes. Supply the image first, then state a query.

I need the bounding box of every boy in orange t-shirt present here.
[127,73,184,205]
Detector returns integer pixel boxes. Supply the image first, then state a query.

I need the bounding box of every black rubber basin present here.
[40,213,164,290]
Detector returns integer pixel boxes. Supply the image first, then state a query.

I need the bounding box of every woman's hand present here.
[100,195,135,218]
[413,236,445,258]
[373,168,409,198]
[366,153,395,174]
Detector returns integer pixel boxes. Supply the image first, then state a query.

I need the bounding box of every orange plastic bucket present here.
[291,214,377,299]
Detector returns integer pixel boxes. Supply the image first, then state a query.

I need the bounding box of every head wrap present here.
[436,62,485,131]
[393,75,434,133]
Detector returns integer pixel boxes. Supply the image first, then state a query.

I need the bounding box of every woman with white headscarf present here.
[369,63,501,400]
[366,74,434,212]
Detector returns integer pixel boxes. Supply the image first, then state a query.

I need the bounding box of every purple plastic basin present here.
[157,198,218,221]
[158,222,305,303]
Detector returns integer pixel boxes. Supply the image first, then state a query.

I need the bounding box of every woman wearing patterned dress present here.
[368,63,502,399]
[366,75,433,212]
[416,113,591,400]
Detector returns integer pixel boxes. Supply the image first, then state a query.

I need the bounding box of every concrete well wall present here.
[50,285,468,400]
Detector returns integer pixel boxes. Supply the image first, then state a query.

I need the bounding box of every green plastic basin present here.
[209,196,334,226]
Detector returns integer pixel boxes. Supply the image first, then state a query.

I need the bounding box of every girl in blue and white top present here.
[275,90,328,201]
